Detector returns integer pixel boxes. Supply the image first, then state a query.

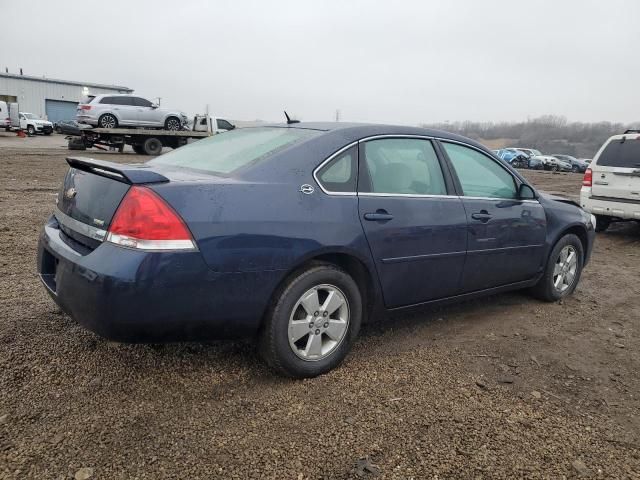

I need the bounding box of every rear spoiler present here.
[66,157,169,184]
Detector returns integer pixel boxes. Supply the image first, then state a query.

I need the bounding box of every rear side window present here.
[443,142,517,199]
[316,146,357,193]
[99,96,115,104]
[360,138,447,195]
[150,127,320,174]
[597,139,640,168]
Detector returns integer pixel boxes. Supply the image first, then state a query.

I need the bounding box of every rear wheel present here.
[164,116,181,131]
[572,165,580,173]
[142,137,163,155]
[594,215,611,232]
[98,114,118,129]
[259,264,362,378]
[531,234,584,302]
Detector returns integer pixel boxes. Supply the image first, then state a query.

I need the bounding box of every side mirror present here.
[518,183,536,200]
[230,124,236,130]
[150,103,159,109]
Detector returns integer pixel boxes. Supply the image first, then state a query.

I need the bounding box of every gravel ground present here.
[1,135,639,479]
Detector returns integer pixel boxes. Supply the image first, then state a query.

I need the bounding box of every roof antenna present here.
[284,111,300,125]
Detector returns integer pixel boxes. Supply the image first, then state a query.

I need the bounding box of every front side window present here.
[217,119,233,130]
[316,146,357,192]
[150,127,320,174]
[133,97,152,107]
[360,138,447,195]
[442,142,517,199]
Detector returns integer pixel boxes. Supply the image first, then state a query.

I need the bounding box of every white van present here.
[580,129,640,231]
[0,101,10,131]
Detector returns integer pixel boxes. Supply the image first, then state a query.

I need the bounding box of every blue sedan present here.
[38,123,595,377]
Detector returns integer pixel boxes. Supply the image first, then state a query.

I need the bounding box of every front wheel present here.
[27,125,35,135]
[259,264,362,378]
[531,234,584,302]
[164,117,181,131]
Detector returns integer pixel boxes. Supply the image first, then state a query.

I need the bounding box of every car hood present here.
[538,191,580,208]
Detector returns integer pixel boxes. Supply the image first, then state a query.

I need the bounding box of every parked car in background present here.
[495,148,529,168]
[527,156,545,170]
[38,122,595,378]
[534,155,572,172]
[77,94,188,130]
[55,120,90,136]
[580,129,640,232]
[0,101,10,130]
[515,148,543,158]
[551,154,589,173]
[19,112,53,135]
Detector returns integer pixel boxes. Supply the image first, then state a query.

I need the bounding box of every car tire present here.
[67,137,86,151]
[98,114,118,129]
[594,215,611,232]
[44,131,52,136]
[531,233,584,302]
[572,165,579,173]
[258,263,362,378]
[142,137,163,155]
[27,125,35,135]
[164,117,181,131]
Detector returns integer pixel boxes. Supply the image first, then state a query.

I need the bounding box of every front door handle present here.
[364,210,393,221]
[471,211,492,222]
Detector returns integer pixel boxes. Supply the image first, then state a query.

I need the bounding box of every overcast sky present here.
[2,0,639,124]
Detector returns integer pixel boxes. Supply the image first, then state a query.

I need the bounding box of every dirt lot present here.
[1,133,639,479]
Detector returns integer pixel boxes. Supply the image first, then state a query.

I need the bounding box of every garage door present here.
[45,99,78,123]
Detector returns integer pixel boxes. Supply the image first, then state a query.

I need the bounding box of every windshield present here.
[149,127,320,174]
[23,113,39,120]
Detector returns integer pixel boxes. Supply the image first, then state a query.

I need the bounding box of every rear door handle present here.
[471,211,492,222]
[364,210,393,221]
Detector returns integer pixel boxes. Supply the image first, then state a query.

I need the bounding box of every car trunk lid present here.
[55,157,171,250]
[591,135,640,201]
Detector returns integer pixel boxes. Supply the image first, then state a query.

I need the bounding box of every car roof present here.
[261,122,488,149]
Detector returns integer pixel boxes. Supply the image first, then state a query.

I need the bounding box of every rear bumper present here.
[580,188,640,220]
[76,115,98,126]
[37,215,282,342]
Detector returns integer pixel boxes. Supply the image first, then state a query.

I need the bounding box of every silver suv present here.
[77,94,187,130]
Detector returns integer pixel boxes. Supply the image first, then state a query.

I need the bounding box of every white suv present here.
[77,94,188,130]
[580,129,640,231]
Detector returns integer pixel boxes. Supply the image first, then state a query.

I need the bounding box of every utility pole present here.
[335,109,341,122]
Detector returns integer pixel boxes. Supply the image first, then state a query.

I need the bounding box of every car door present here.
[439,141,546,292]
[133,97,159,127]
[19,113,26,130]
[109,96,138,126]
[357,137,468,308]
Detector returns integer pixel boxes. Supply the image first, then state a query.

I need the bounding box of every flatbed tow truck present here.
[67,114,233,155]
[68,127,210,155]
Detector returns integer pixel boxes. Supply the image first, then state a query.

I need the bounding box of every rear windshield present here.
[149,127,320,174]
[597,139,640,168]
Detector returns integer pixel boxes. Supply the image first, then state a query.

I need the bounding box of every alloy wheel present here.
[100,115,116,129]
[166,118,180,130]
[553,245,578,293]
[287,284,349,361]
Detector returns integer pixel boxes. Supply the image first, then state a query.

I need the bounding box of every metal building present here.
[0,72,133,123]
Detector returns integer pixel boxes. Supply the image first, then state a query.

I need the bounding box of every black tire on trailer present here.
[67,138,86,150]
[142,137,163,155]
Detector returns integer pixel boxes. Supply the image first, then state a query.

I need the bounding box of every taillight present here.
[582,168,592,187]
[79,105,91,110]
[106,186,196,250]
